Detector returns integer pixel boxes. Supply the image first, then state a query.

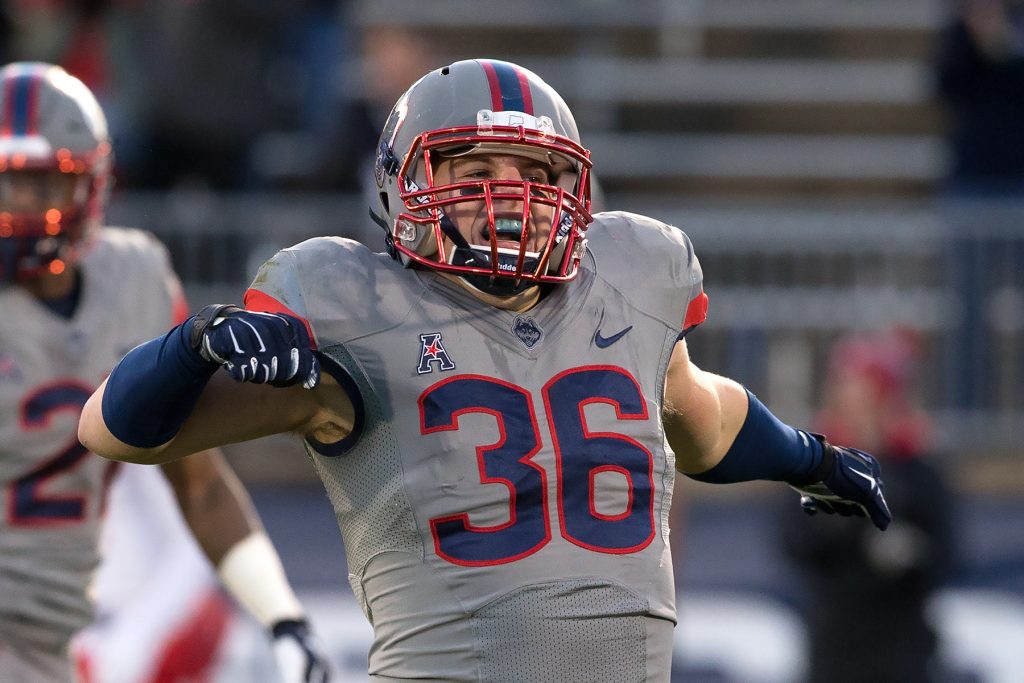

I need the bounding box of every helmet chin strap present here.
[438,211,472,251]
[438,212,538,296]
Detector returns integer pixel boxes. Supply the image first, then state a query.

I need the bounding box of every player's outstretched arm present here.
[663,340,891,530]
[79,304,353,464]
[161,449,334,682]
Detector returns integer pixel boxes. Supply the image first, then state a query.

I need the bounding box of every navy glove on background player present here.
[789,434,892,531]
[190,304,320,389]
[271,619,333,683]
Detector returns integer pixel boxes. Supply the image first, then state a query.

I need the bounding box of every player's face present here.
[0,170,83,215]
[0,170,87,291]
[432,153,557,254]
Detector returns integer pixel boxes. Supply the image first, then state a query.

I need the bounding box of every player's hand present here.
[271,618,333,683]
[190,304,320,389]
[788,434,892,531]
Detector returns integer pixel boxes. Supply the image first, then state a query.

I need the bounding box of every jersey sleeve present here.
[97,228,191,330]
[243,248,318,349]
[244,236,420,347]
[152,240,190,326]
[587,211,709,335]
[242,239,369,454]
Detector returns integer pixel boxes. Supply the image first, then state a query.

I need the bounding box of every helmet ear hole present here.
[379,191,390,215]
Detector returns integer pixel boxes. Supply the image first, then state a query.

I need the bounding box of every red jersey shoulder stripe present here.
[243,288,317,349]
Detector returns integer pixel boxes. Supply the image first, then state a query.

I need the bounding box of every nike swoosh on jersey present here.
[594,325,633,348]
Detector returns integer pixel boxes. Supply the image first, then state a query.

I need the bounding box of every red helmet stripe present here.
[515,68,534,115]
[481,61,504,112]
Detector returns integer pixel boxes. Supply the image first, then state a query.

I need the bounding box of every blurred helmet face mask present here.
[374,59,593,296]
[0,62,112,284]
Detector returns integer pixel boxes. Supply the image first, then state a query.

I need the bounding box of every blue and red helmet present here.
[374,59,593,295]
[0,62,112,283]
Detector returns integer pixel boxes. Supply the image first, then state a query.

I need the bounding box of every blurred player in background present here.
[0,62,332,683]
[80,59,892,681]
[781,328,956,683]
[72,464,300,683]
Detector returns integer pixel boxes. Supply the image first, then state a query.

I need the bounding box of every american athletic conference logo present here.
[417,332,456,374]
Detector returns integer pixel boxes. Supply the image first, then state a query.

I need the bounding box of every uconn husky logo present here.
[512,316,543,349]
[417,333,456,374]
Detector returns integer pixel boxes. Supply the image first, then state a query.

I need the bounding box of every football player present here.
[79,59,892,682]
[0,62,332,683]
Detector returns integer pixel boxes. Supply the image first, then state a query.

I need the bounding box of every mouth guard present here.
[492,218,523,236]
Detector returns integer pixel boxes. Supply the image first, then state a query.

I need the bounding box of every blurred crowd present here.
[0,0,439,197]
[3,0,1022,198]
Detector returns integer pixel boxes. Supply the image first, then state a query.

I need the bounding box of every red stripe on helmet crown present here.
[514,68,534,115]
[1,75,15,137]
[481,61,504,112]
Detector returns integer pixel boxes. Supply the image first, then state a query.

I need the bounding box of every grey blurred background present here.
[6,0,1023,680]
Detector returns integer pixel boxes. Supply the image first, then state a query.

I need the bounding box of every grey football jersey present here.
[246,211,707,682]
[0,228,186,650]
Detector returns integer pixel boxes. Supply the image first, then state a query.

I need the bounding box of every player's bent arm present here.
[79,371,352,464]
[78,381,170,463]
[79,302,355,464]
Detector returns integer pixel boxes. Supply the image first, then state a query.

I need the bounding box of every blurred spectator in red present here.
[780,328,957,683]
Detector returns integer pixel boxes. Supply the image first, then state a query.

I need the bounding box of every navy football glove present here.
[271,619,333,683]
[788,434,892,531]
[190,304,320,389]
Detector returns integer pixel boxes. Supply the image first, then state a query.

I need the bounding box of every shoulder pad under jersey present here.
[244,236,424,347]
[584,211,708,333]
[85,227,188,325]
[87,227,174,274]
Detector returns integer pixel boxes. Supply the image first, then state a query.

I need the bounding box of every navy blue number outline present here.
[8,381,112,526]
[419,374,550,566]
[544,365,655,554]
[418,366,655,565]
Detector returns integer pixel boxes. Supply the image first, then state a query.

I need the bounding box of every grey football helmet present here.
[373,59,593,295]
[0,62,112,282]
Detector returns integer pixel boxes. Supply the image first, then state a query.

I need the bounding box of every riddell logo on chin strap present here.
[417,332,456,374]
